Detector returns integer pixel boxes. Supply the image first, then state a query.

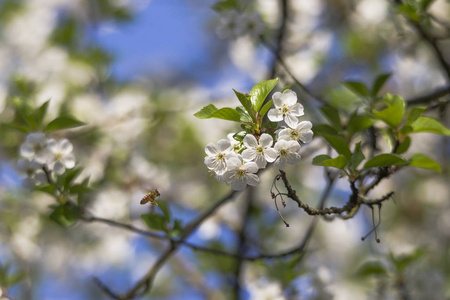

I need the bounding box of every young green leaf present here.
[236,106,253,123]
[355,261,388,278]
[349,142,365,171]
[312,154,348,170]
[342,81,369,97]
[234,90,254,119]
[250,78,279,112]
[46,116,86,131]
[320,106,342,131]
[259,99,273,118]
[313,124,339,136]
[409,153,441,172]
[322,134,352,160]
[372,94,405,128]
[363,153,408,169]
[141,213,167,232]
[405,107,426,125]
[347,114,374,137]
[49,204,80,227]
[156,199,171,222]
[411,117,450,136]
[194,104,241,122]
[396,136,411,154]
[34,100,50,128]
[371,73,391,97]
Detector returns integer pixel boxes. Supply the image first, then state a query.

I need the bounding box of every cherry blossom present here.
[273,140,302,170]
[278,121,313,143]
[222,155,259,191]
[268,89,304,128]
[242,133,277,168]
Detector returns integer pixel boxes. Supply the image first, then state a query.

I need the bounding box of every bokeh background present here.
[0,0,449,299]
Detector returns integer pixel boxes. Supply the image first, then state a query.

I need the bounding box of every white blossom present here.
[19,132,50,164]
[242,133,277,168]
[15,158,47,190]
[273,140,302,170]
[278,121,313,143]
[268,89,304,128]
[204,139,233,176]
[222,155,259,191]
[47,138,76,175]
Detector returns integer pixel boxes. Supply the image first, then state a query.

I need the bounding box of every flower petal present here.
[217,139,232,152]
[259,133,273,147]
[62,154,76,169]
[300,131,313,143]
[54,162,66,175]
[268,109,283,122]
[59,139,73,155]
[290,103,304,116]
[243,134,258,148]
[242,149,257,161]
[283,90,297,106]
[231,178,247,191]
[205,143,218,156]
[285,114,299,129]
[34,172,48,185]
[264,148,278,163]
[286,152,302,164]
[20,143,35,158]
[246,173,260,186]
[254,155,266,169]
[274,157,286,170]
[272,92,283,108]
[242,162,258,173]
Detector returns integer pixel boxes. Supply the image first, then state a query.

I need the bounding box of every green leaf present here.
[320,106,342,131]
[49,204,80,227]
[349,142,365,171]
[396,136,411,154]
[234,90,254,119]
[356,261,388,278]
[170,219,184,237]
[363,153,408,169]
[156,199,171,222]
[409,153,441,172]
[347,114,374,137]
[35,185,55,196]
[63,168,82,190]
[1,122,30,133]
[194,104,218,118]
[141,213,167,232]
[390,249,426,271]
[371,73,391,97]
[34,100,50,128]
[322,134,352,160]
[70,184,93,194]
[312,124,339,136]
[342,81,369,97]
[212,0,237,11]
[232,131,247,142]
[236,106,253,123]
[372,95,405,128]
[281,85,291,93]
[312,154,348,170]
[250,78,279,112]
[46,116,86,131]
[380,129,396,151]
[397,3,420,21]
[259,99,273,118]
[405,107,427,125]
[194,104,241,122]
[411,117,450,135]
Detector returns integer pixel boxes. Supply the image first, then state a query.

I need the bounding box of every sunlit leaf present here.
[320,106,342,131]
[396,136,411,154]
[409,153,441,172]
[49,204,80,227]
[405,107,427,125]
[342,81,369,97]
[194,104,241,122]
[234,90,254,119]
[371,73,391,97]
[363,153,408,169]
[46,116,86,131]
[322,134,352,159]
[141,213,167,232]
[411,117,450,135]
[372,94,405,128]
[313,154,348,170]
[250,78,279,112]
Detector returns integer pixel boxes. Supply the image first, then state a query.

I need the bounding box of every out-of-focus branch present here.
[268,0,288,79]
[406,86,450,104]
[232,189,254,300]
[95,190,237,299]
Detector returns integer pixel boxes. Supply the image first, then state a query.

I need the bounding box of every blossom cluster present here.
[15,132,76,190]
[204,89,313,191]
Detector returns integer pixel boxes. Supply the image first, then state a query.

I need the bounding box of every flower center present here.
[236,169,246,179]
[290,130,298,139]
[279,149,287,157]
[216,153,225,160]
[54,152,63,161]
[256,146,263,153]
[281,105,290,115]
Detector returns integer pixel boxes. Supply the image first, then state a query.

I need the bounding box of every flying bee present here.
[140,189,160,206]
